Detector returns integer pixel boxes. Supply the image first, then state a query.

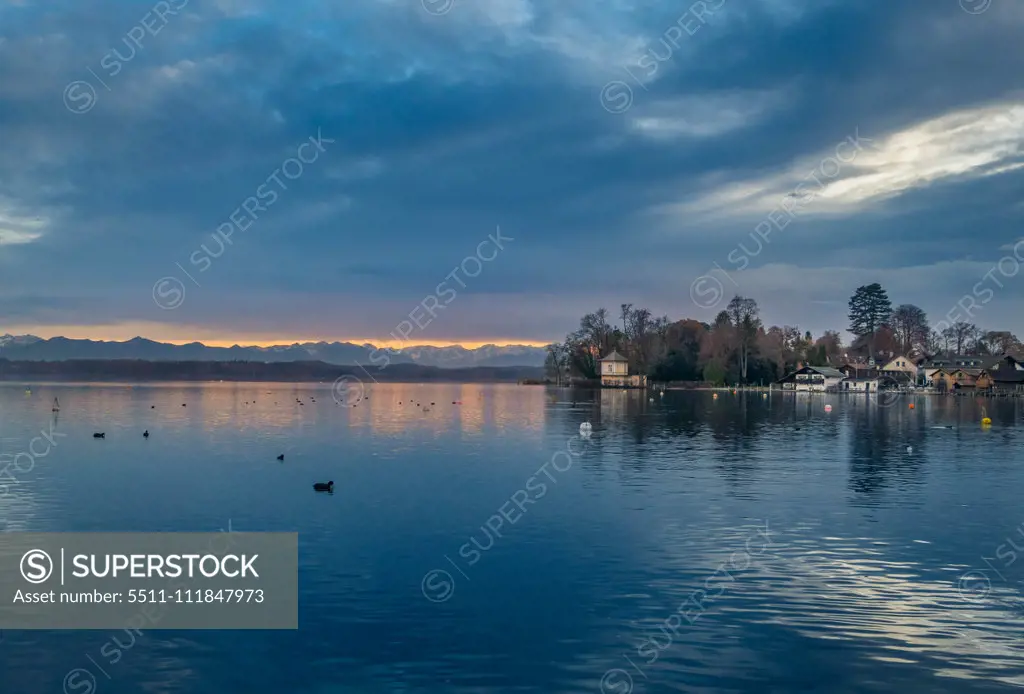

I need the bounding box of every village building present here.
[983,354,1024,373]
[976,354,1024,393]
[920,356,984,386]
[922,355,985,373]
[777,365,846,392]
[986,369,1024,393]
[880,355,918,380]
[933,367,985,390]
[838,362,874,378]
[921,354,1022,390]
[840,373,883,392]
[837,366,911,392]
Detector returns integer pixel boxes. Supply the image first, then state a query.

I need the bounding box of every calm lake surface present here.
[2,382,1024,693]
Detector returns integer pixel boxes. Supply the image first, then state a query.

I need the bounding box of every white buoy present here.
[649,397,654,402]
[580,421,592,434]
[825,404,832,413]
[906,446,913,453]
[659,391,664,397]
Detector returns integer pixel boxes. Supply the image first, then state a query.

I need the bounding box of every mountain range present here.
[0,335,548,368]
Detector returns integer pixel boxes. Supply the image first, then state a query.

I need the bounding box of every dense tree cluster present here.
[545,285,1023,386]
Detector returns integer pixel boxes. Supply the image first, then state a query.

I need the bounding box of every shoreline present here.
[0,358,543,384]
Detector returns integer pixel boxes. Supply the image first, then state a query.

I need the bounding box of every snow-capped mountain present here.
[0,333,42,347]
[0,335,547,368]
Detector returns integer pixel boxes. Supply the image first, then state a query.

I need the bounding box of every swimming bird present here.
[93,433,105,438]
[277,454,284,461]
[151,405,155,409]
[182,403,186,407]
[143,430,149,438]
[313,481,334,492]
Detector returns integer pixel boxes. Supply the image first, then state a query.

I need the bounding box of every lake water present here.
[2,382,1024,693]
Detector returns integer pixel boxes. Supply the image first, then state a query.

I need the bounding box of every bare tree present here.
[889,304,930,355]
[942,321,979,354]
[544,343,569,384]
[981,330,1022,355]
[929,328,950,354]
[726,295,761,382]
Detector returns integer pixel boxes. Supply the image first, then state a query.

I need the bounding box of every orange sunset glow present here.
[3,322,552,349]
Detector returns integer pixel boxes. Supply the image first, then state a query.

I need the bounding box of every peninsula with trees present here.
[544,284,1022,387]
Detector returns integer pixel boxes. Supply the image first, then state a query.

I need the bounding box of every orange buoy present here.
[909,403,915,409]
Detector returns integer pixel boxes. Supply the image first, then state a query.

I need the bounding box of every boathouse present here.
[839,370,909,393]
[921,356,983,382]
[986,369,1024,393]
[934,368,985,390]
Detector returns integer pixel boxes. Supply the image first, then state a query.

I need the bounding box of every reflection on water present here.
[1,383,1023,693]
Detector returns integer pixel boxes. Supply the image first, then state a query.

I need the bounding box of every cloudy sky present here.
[1,0,1022,347]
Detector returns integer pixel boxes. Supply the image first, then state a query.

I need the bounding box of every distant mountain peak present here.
[0,333,43,347]
[0,335,547,368]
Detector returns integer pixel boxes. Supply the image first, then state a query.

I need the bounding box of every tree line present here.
[545,284,1023,386]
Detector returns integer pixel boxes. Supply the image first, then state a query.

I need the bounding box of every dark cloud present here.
[0,0,1022,342]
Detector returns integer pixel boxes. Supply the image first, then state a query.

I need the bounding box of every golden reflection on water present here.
[29,382,554,438]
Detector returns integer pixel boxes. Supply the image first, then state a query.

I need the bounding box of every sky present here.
[1,0,1023,348]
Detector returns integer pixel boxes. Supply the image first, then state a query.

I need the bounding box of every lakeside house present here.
[921,354,988,385]
[986,369,1024,393]
[777,365,846,392]
[940,368,986,390]
[977,354,1024,393]
[923,354,1022,390]
[983,354,1024,373]
[837,365,912,392]
[598,350,647,388]
[880,355,918,381]
[838,364,884,392]
[774,352,1024,395]
[841,373,883,392]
